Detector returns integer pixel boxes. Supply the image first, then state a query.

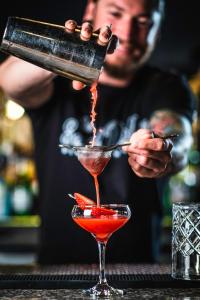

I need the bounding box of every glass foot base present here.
[83,282,124,298]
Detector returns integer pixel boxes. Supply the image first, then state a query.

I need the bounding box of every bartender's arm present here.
[0,56,55,108]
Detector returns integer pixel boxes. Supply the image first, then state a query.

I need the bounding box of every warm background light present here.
[5,100,25,121]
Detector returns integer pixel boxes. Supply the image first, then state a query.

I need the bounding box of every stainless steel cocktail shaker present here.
[0,17,111,84]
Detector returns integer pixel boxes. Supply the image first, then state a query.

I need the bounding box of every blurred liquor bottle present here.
[0,88,39,225]
[5,156,39,216]
[0,88,10,220]
[0,152,10,220]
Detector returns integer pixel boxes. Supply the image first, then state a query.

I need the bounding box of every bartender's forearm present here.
[0,56,55,108]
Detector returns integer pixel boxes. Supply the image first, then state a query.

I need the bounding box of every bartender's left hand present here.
[64,20,115,90]
[122,129,173,178]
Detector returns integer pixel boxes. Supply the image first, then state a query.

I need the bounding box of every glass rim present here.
[74,145,113,153]
[173,202,200,209]
[72,204,130,208]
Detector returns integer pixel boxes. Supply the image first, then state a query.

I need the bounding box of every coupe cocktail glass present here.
[71,204,131,297]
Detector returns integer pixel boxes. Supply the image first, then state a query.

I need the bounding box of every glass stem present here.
[98,241,107,284]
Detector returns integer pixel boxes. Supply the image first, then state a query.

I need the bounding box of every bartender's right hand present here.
[64,20,113,90]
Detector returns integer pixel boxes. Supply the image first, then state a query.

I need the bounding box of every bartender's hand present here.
[64,20,115,90]
[122,129,173,178]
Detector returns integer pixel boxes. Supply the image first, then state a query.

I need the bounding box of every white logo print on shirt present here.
[59,114,149,158]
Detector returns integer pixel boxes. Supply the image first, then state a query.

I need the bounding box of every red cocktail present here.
[73,207,129,242]
[72,204,131,297]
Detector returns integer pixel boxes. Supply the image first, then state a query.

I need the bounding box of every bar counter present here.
[0,264,200,299]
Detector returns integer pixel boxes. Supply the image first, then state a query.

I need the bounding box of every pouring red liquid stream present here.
[90,81,98,147]
[84,81,101,207]
[79,82,111,207]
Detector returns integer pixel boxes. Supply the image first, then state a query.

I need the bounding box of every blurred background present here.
[0,0,200,265]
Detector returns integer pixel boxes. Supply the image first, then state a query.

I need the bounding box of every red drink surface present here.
[73,215,129,242]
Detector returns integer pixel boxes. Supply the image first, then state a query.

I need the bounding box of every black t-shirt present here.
[27,66,195,264]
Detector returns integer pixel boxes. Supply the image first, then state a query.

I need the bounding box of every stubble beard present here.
[103,46,154,80]
[103,60,143,80]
